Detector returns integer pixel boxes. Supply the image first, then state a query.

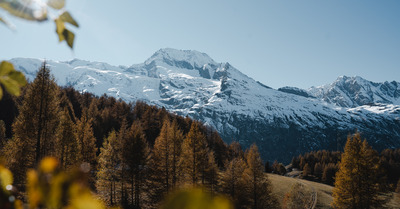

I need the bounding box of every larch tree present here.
[220,157,247,207]
[332,133,386,209]
[204,151,219,196]
[148,117,184,205]
[6,62,60,186]
[97,130,121,206]
[148,118,173,204]
[322,163,336,185]
[314,162,323,180]
[122,121,149,209]
[15,62,60,163]
[75,113,98,185]
[302,163,311,178]
[180,122,208,185]
[243,144,278,209]
[117,119,129,207]
[56,107,78,170]
[169,119,184,187]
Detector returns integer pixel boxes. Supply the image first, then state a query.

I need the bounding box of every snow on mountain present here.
[9,49,400,162]
[308,76,400,107]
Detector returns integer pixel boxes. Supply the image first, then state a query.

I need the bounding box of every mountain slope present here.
[308,76,400,107]
[9,49,400,162]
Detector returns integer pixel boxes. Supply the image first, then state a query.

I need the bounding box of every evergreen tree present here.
[243,144,278,209]
[122,121,149,208]
[56,108,78,170]
[180,122,208,185]
[332,133,386,209]
[97,130,121,206]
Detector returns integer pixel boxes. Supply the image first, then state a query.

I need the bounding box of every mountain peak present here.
[145,48,217,67]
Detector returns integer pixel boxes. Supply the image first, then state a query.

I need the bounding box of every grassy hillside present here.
[268,174,400,209]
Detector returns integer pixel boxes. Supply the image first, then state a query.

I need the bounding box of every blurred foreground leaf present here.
[60,11,79,27]
[47,0,65,10]
[0,165,13,191]
[162,188,233,209]
[55,11,78,49]
[0,0,78,50]
[0,61,27,99]
[0,0,47,21]
[26,157,113,209]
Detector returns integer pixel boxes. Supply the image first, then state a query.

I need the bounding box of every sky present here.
[1,0,399,89]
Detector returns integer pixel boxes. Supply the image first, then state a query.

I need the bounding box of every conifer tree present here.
[97,130,121,206]
[302,163,311,178]
[117,119,129,207]
[75,113,97,185]
[149,118,184,205]
[13,62,60,164]
[122,121,149,208]
[322,163,336,185]
[332,133,386,209]
[56,108,78,170]
[243,144,278,209]
[314,162,323,180]
[204,151,219,196]
[148,118,173,203]
[180,122,208,185]
[220,157,247,207]
[169,119,184,187]
[6,62,60,186]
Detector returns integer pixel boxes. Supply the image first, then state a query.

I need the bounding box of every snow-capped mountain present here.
[308,76,400,108]
[9,49,400,162]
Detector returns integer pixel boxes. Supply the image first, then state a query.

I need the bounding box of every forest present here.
[0,63,280,208]
[1,63,399,209]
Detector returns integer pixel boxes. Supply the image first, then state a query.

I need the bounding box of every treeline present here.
[291,148,400,188]
[0,63,279,208]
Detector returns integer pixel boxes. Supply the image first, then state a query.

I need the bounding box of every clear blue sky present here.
[1,0,399,89]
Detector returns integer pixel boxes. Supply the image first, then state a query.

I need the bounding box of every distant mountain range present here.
[10,48,400,162]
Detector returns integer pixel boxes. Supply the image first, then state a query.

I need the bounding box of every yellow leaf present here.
[55,18,66,42]
[27,170,41,209]
[47,0,65,10]
[1,76,21,96]
[40,157,59,173]
[14,199,23,209]
[0,61,27,98]
[0,165,13,191]
[162,188,233,209]
[59,11,79,27]
[0,88,3,100]
[62,28,75,49]
[0,61,14,76]
[8,70,27,86]
[67,193,105,209]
